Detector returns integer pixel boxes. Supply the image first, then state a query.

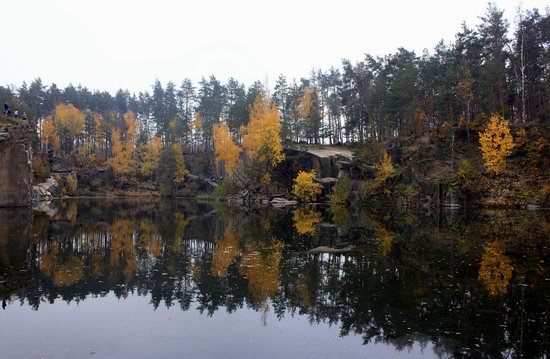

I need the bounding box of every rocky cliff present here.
[0,120,33,207]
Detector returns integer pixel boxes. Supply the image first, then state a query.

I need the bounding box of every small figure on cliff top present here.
[14,110,19,118]
[3,103,9,116]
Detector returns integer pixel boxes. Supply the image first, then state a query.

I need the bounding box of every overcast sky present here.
[3,0,548,93]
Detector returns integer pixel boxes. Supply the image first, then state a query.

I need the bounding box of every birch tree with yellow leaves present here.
[140,136,163,178]
[240,92,284,186]
[213,122,241,175]
[108,112,138,175]
[54,103,85,155]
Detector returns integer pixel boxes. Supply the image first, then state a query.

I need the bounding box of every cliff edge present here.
[0,117,33,207]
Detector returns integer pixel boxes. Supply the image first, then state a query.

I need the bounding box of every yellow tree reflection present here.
[40,247,84,287]
[109,219,137,280]
[239,239,284,304]
[293,206,322,235]
[211,227,240,278]
[478,241,513,295]
[375,224,394,256]
[364,217,394,256]
[138,218,162,258]
[171,213,188,253]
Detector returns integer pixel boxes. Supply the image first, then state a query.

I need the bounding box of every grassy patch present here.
[0,115,23,126]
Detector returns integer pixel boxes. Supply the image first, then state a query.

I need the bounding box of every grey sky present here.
[3,0,548,93]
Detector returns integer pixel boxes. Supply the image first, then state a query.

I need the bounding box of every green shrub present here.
[212,178,237,198]
[329,175,351,204]
[91,179,102,189]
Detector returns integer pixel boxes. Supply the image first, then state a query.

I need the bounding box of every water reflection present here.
[0,200,549,358]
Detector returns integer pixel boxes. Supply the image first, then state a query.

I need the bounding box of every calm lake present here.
[0,199,548,358]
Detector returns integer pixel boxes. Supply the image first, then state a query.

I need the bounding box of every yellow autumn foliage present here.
[241,92,284,167]
[293,206,322,235]
[375,224,393,256]
[298,87,315,120]
[42,115,60,151]
[108,128,136,175]
[109,219,138,280]
[211,227,240,278]
[190,112,203,130]
[140,136,163,177]
[40,247,85,287]
[478,241,513,295]
[171,143,188,184]
[238,240,284,304]
[124,111,138,141]
[293,170,322,202]
[55,103,85,139]
[66,174,78,196]
[375,152,394,185]
[479,114,514,174]
[213,123,241,174]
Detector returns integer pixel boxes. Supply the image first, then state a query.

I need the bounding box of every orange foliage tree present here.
[211,227,240,278]
[108,129,135,175]
[42,115,60,151]
[171,143,188,184]
[213,123,241,175]
[55,103,85,154]
[139,136,163,178]
[108,112,138,175]
[238,240,284,304]
[241,92,284,170]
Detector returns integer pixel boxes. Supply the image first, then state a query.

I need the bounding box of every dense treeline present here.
[1,4,549,182]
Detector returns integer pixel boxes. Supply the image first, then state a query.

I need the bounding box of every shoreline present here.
[21,194,550,212]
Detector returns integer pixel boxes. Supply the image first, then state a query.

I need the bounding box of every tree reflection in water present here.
[0,200,549,358]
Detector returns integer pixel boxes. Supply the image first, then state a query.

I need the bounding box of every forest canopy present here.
[1,4,549,188]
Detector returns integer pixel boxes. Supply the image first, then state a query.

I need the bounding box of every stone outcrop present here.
[283,146,354,179]
[183,174,218,195]
[270,198,298,207]
[33,176,59,202]
[0,122,33,207]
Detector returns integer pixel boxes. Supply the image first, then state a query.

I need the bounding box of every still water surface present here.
[0,200,548,358]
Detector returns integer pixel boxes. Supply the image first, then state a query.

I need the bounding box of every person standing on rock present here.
[3,103,8,116]
[14,110,18,118]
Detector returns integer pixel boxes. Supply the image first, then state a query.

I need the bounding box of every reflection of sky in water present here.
[1,200,549,359]
[0,292,433,359]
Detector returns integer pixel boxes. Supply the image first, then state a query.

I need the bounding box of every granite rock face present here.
[32,176,59,202]
[0,124,33,207]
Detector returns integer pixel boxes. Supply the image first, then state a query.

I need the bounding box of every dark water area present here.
[0,200,549,359]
